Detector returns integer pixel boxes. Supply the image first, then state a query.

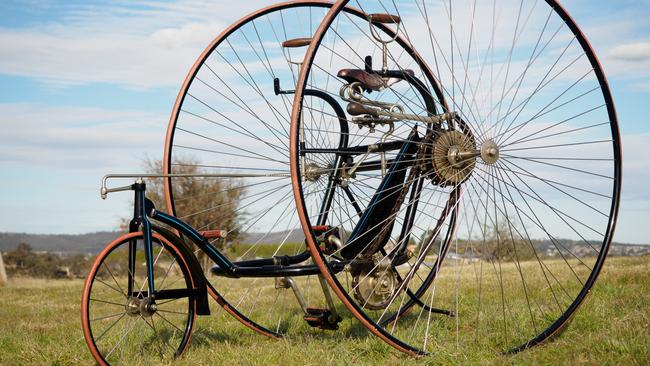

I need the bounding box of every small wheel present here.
[81,232,196,365]
[291,0,621,356]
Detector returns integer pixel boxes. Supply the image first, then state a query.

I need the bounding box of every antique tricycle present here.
[82,1,621,364]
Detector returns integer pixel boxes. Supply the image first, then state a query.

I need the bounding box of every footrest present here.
[303,307,342,330]
[311,225,340,255]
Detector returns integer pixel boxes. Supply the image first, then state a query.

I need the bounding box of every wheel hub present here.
[304,162,325,182]
[480,139,500,165]
[124,297,157,318]
[125,297,140,317]
[352,265,397,310]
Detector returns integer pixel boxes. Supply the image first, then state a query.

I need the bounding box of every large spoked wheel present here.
[163,0,344,339]
[163,0,449,339]
[81,232,196,365]
[291,0,621,356]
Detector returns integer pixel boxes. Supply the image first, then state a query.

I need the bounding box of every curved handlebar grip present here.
[347,102,379,117]
[369,13,401,24]
[282,37,313,48]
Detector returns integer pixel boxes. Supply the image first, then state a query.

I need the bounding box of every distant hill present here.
[0,231,122,254]
[1,230,648,256]
[0,230,306,254]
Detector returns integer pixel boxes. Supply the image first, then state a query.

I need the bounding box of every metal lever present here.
[367,14,401,72]
[345,144,379,178]
[347,102,379,117]
[351,104,458,125]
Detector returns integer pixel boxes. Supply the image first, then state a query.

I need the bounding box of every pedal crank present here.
[303,307,342,330]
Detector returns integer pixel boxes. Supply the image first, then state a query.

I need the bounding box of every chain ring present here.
[421,124,477,186]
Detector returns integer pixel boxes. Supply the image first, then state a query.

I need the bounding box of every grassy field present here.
[0,255,648,366]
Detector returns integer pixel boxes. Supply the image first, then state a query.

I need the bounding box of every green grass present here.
[0,255,648,365]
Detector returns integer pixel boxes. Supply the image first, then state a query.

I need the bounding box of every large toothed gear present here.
[427,130,477,186]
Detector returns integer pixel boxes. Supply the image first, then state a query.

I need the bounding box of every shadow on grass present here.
[299,315,374,341]
[188,328,241,347]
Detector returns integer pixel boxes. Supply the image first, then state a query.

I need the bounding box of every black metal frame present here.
[132,69,445,317]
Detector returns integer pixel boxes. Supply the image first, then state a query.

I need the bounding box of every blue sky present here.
[0,0,648,243]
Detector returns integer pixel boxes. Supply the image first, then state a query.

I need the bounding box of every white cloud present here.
[579,19,650,89]
[0,0,647,240]
[1,0,647,93]
[0,103,166,169]
[151,22,223,49]
[609,42,650,62]
[0,0,276,88]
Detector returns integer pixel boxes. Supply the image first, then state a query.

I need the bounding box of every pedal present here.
[303,307,342,330]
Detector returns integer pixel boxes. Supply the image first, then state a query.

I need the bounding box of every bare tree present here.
[143,158,245,272]
[479,220,534,262]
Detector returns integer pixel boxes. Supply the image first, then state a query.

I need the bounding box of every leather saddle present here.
[337,69,385,91]
[337,68,416,92]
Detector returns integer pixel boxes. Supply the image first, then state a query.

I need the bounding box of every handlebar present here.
[100,172,290,199]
